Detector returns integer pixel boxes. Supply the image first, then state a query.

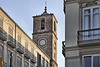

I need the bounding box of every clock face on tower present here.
[39,39,46,45]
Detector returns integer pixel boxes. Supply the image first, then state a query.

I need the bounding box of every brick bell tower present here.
[32,5,58,67]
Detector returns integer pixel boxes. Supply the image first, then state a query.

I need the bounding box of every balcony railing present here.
[62,41,65,57]
[0,27,7,41]
[24,48,30,59]
[30,53,36,63]
[7,35,16,48]
[78,28,100,46]
[16,41,24,54]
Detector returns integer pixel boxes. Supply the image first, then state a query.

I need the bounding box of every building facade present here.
[32,7,58,67]
[0,7,51,67]
[63,0,100,67]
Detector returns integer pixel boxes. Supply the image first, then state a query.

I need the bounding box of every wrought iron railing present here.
[78,28,100,45]
[8,35,15,44]
[7,35,16,48]
[16,41,24,54]
[25,48,30,55]
[62,41,65,57]
[30,52,36,63]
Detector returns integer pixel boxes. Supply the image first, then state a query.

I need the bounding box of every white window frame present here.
[82,54,100,67]
[82,5,100,30]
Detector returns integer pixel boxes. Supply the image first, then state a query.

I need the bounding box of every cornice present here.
[33,30,58,40]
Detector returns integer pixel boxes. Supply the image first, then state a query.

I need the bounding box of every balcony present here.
[24,48,30,59]
[78,28,100,46]
[7,35,16,48]
[0,27,7,41]
[16,41,24,54]
[62,41,65,57]
[30,53,36,63]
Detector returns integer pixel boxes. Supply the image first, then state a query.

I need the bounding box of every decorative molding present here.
[86,1,97,6]
[79,0,97,8]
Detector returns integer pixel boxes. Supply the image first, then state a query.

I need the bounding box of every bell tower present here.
[32,6,58,67]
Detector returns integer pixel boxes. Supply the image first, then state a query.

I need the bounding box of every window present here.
[82,6,100,40]
[0,46,3,58]
[31,47,34,54]
[41,19,45,30]
[0,15,3,28]
[54,42,56,49]
[24,61,29,67]
[54,53,56,60]
[45,60,48,67]
[83,54,100,67]
[37,53,41,67]
[30,64,34,67]
[9,25,13,37]
[25,41,28,49]
[17,34,21,43]
[17,57,22,67]
[83,6,100,30]
[8,51,14,67]
[54,21,56,31]
[41,58,45,67]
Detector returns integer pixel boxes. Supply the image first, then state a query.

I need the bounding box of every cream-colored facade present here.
[63,0,100,67]
[0,7,50,67]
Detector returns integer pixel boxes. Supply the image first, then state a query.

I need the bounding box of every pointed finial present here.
[42,1,48,15]
[44,1,47,13]
[45,1,47,7]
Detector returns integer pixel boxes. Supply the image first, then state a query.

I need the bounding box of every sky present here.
[0,0,65,67]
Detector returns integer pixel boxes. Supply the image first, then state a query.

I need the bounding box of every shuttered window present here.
[31,47,34,54]
[9,25,13,37]
[0,16,3,28]
[25,41,28,49]
[0,46,3,58]
[17,34,21,43]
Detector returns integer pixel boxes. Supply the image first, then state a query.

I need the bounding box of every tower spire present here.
[44,1,47,13]
[42,1,48,15]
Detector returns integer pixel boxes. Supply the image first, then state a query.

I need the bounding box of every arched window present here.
[41,19,45,30]
[54,21,56,31]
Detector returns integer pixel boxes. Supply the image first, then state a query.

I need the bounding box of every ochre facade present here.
[0,7,50,67]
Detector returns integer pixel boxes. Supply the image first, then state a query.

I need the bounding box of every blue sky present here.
[0,0,65,67]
